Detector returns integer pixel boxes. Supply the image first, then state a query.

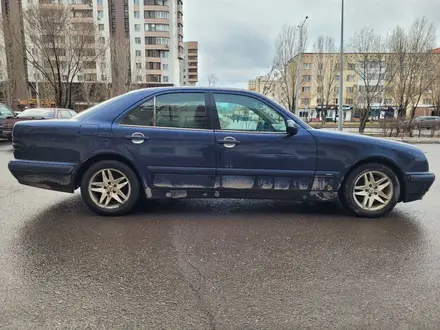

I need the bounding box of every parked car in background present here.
[2,108,77,140]
[413,116,440,130]
[0,103,15,141]
[8,88,435,218]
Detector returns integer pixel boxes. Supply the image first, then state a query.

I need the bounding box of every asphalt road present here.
[1,140,440,329]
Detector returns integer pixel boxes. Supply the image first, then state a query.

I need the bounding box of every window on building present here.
[98,24,104,31]
[346,87,354,93]
[317,75,324,82]
[134,0,139,4]
[97,10,104,18]
[163,76,169,83]
[136,75,143,82]
[214,93,286,132]
[135,50,142,57]
[144,11,169,19]
[334,87,340,94]
[163,64,168,70]
[146,62,161,70]
[145,37,169,45]
[303,63,312,70]
[384,99,393,105]
[144,0,168,5]
[348,63,355,70]
[134,24,141,32]
[136,63,142,69]
[97,0,103,4]
[144,23,170,32]
[134,11,140,18]
[101,62,107,69]
[302,75,311,82]
[346,99,354,105]
[317,98,322,104]
[101,75,107,81]
[99,37,105,43]
[161,51,169,58]
[301,98,310,106]
[347,75,355,82]
[423,99,433,105]
[335,75,340,81]
[317,87,323,94]
[301,87,311,93]
[318,63,323,70]
[135,37,141,44]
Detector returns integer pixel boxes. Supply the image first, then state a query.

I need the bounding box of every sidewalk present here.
[380,137,440,144]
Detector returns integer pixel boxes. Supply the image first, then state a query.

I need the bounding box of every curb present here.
[382,138,440,144]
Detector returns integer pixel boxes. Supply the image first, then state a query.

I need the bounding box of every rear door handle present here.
[217,139,240,145]
[125,132,149,144]
[217,136,240,148]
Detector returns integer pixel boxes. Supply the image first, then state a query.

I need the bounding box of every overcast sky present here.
[184,0,440,89]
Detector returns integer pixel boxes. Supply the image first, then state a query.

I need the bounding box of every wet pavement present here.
[1,140,440,329]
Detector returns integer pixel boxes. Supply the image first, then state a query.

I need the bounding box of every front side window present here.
[214,94,286,132]
[120,93,207,129]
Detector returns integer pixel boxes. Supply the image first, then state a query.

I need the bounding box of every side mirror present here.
[286,120,299,136]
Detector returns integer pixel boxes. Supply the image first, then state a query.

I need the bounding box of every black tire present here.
[340,163,400,218]
[80,160,140,216]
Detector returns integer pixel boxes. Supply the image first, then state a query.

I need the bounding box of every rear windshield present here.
[17,109,55,119]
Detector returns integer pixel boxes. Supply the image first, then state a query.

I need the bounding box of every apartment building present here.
[289,52,438,120]
[181,41,198,86]
[248,76,285,105]
[0,0,191,106]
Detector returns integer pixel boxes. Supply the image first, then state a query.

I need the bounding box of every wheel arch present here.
[73,153,144,190]
[340,156,406,202]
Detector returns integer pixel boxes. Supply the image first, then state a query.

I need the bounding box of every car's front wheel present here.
[80,160,140,216]
[341,163,400,218]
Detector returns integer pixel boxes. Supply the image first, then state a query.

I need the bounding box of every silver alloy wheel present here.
[88,168,131,209]
[353,170,394,212]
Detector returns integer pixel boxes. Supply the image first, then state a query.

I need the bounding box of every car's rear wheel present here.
[340,163,400,218]
[80,160,140,216]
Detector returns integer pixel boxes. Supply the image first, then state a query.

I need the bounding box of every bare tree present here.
[0,3,106,108]
[207,73,219,87]
[312,35,339,124]
[269,24,307,112]
[108,37,149,97]
[349,28,391,133]
[389,17,439,124]
[432,73,440,116]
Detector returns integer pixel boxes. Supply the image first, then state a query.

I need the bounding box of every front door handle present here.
[125,132,149,144]
[217,137,240,148]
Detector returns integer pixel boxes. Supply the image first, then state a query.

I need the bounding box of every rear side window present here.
[120,93,207,129]
[0,105,13,118]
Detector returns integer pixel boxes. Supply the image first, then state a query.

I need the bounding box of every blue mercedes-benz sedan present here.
[8,87,435,217]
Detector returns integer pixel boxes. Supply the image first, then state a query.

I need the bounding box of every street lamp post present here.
[338,0,345,131]
[294,16,308,117]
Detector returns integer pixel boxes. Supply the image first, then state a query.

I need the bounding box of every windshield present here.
[0,105,14,118]
[17,109,55,119]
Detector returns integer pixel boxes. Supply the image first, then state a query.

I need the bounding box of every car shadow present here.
[12,194,426,301]
[17,194,425,241]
